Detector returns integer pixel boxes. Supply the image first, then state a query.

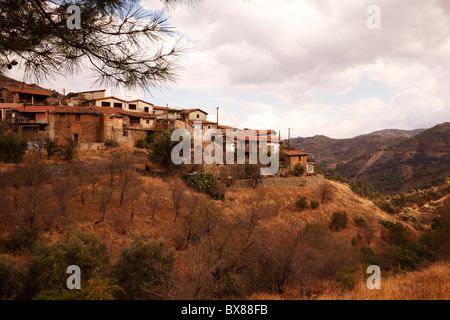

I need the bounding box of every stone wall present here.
[228,175,325,189]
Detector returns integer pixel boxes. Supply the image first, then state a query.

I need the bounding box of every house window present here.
[130,117,140,124]
[123,131,128,137]
[146,120,150,124]
[129,104,137,110]
[101,102,111,107]
[74,134,79,143]
[114,103,122,108]
[196,114,200,119]
[75,114,81,122]
[208,125,211,129]
[144,107,149,113]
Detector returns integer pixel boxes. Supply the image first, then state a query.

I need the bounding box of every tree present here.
[148,130,179,171]
[0,255,25,299]
[330,211,348,232]
[169,178,187,222]
[113,239,176,300]
[317,182,335,204]
[26,229,110,299]
[43,138,59,159]
[291,163,305,176]
[147,180,164,220]
[0,0,197,90]
[0,132,27,163]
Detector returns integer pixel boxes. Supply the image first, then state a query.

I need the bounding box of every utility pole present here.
[216,106,219,125]
[288,128,291,149]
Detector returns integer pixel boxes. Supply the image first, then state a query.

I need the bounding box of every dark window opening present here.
[75,114,81,122]
[123,131,128,137]
[114,103,123,109]
[129,104,137,110]
[196,114,200,119]
[101,102,111,107]
[144,107,149,113]
[129,117,140,124]
[74,134,79,143]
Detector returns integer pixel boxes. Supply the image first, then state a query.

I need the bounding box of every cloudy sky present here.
[7,0,450,138]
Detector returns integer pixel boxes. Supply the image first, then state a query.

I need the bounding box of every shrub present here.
[291,163,305,176]
[105,139,119,148]
[113,239,175,300]
[354,216,368,228]
[310,200,320,209]
[43,138,60,159]
[62,138,77,161]
[0,132,27,163]
[336,266,357,291]
[295,196,308,211]
[330,211,348,231]
[376,200,398,214]
[188,171,225,201]
[0,255,25,299]
[135,138,148,149]
[148,131,178,170]
[6,227,39,252]
[26,229,110,298]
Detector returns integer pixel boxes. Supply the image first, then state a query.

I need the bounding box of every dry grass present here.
[318,262,450,300]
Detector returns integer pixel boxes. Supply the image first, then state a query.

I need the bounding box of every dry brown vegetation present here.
[318,262,450,300]
[0,147,446,300]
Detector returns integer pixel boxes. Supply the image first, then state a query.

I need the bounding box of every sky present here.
[6,0,450,138]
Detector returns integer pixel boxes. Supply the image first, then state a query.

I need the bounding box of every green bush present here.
[291,163,305,176]
[354,216,368,228]
[26,229,110,298]
[0,132,27,163]
[6,227,39,252]
[310,200,320,209]
[43,138,60,159]
[105,139,119,148]
[0,255,25,299]
[330,211,348,231]
[113,239,175,300]
[135,138,148,149]
[295,196,308,211]
[188,171,225,201]
[376,200,398,214]
[336,266,357,291]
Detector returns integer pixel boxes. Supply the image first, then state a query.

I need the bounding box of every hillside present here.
[291,124,449,192]
[337,123,450,192]
[290,129,421,166]
[0,148,423,300]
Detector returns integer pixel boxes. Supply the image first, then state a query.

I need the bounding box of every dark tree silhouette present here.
[0,0,201,89]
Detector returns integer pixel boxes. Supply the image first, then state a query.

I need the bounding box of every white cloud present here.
[157,0,450,137]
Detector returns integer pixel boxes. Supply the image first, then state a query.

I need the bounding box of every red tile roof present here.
[284,150,308,156]
[153,106,169,110]
[17,106,56,113]
[3,86,52,96]
[51,106,99,114]
[0,103,22,110]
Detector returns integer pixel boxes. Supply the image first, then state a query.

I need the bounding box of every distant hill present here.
[291,123,449,192]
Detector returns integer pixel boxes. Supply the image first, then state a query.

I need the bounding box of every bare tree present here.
[169,178,187,222]
[118,169,138,206]
[317,182,335,204]
[147,180,164,220]
[95,185,113,224]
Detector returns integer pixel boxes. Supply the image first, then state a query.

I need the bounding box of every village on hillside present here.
[0,75,315,175]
